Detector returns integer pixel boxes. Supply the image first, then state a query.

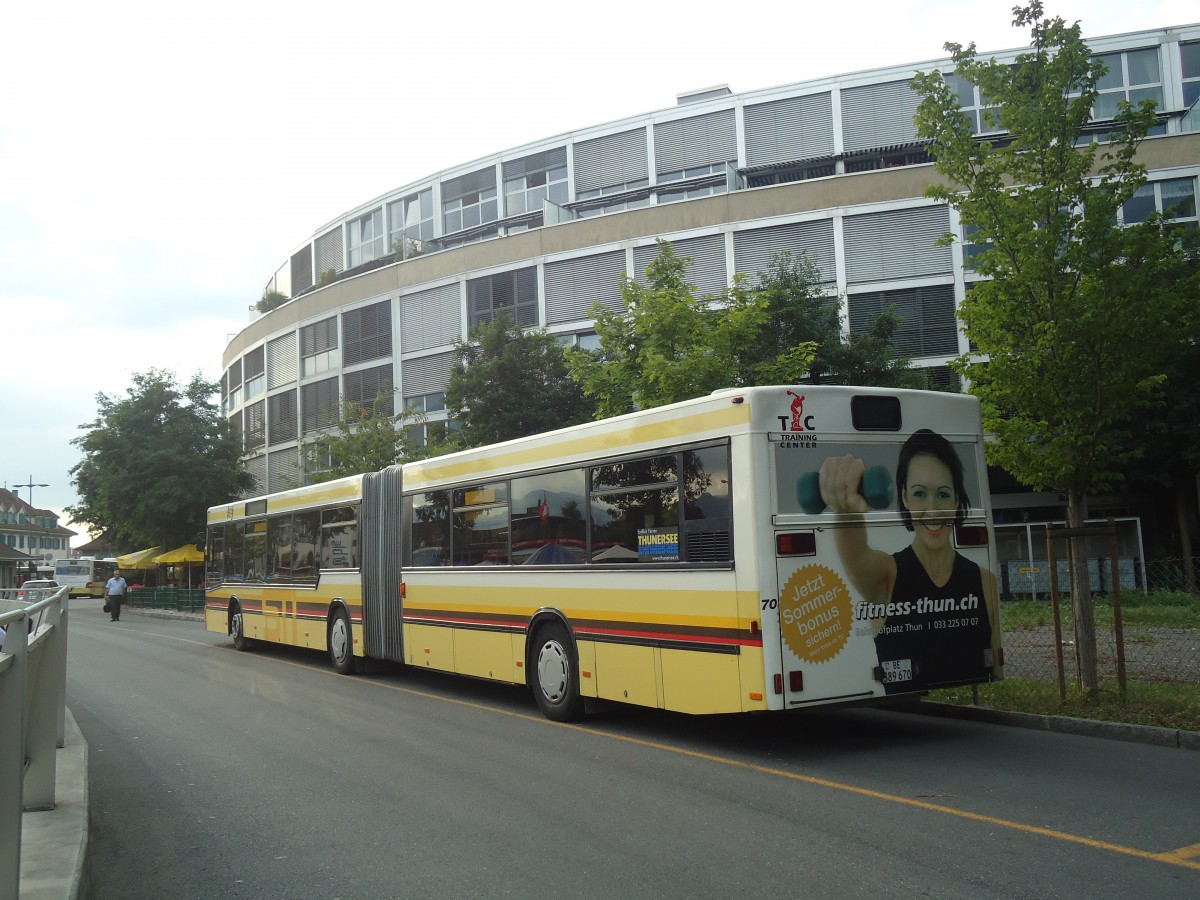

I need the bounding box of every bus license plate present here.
[882,659,912,684]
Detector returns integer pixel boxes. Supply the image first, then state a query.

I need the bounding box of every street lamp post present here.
[13,475,49,509]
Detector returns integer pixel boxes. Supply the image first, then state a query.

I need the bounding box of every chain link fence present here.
[1000,557,1200,687]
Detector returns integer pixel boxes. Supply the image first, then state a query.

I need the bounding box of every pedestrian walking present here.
[105,568,129,621]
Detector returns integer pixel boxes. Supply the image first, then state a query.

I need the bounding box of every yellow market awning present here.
[154,544,204,565]
[116,546,162,569]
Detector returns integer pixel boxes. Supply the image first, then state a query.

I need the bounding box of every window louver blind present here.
[733,220,836,286]
[654,109,736,173]
[840,80,922,152]
[634,234,726,297]
[314,228,343,276]
[545,250,626,324]
[574,129,648,192]
[848,284,958,356]
[267,333,297,389]
[401,352,455,398]
[302,377,340,434]
[843,206,952,284]
[744,93,835,167]
[267,389,297,446]
[342,300,393,365]
[400,283,461,352]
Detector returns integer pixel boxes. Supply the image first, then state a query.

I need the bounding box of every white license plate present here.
[882,659,913,683]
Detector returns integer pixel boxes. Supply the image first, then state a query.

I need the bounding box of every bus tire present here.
[231,602,251,652]
[531,622,583,722]
[328,607,356,675]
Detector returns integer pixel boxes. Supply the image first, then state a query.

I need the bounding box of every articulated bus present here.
[54,557,119,599]
[205,385,1003,720]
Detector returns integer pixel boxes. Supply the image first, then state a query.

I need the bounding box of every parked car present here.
[16,579,60,601]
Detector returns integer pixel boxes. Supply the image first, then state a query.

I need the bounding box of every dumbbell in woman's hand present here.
[797,465,894,515]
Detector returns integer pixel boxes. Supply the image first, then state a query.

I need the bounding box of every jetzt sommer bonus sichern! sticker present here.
[779,564,852,663]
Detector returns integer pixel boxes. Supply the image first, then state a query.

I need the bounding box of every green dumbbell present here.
[797,465,894,515]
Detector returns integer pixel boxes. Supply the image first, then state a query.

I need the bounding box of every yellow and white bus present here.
[205,385,1002,720]
[54,557,119,599]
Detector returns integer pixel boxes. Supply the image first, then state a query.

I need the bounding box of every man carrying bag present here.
[105,568,128,622]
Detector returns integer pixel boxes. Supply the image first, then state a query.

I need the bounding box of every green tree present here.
[565,240,771,417]
[303,391,434,483]
[911,1,1199,691]
[748,251,925,388]
[68,370,253,551]
[445,312,596,446]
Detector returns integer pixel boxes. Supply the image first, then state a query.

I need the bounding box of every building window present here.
[344,364,394,417]
[504,148,568,217]
[243,346,265,402]
[442,168,498,235]
[342,300,392,366]
[657,182,728,204]
[404,391,445,414]
[243,401,265,450]
[574,191,652,218]
[848,284,959,357]
[467,268,538,328]
[388,188,434,254]
[267,390,297,447]
[302,377,340,435]
[1092,48,1163,119]
[1120,177,1198,226]
[225,359,242,413]
[962,223,994,272]
[745,162,836,188]
[575,177,649,202]
[1183,41,1200,108]
[347,207,385,268]
[300,317,339,379]
[942,72,1003,135]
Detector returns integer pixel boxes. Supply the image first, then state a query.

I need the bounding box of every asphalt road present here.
[66,601,1200,899]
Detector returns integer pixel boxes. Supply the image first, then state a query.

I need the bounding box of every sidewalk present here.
[19,708,87,900]
[18,607,195,900]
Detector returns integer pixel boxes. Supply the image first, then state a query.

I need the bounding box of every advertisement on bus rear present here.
[771,390,1001,704]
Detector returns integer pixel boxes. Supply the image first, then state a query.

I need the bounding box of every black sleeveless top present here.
[874,546,993,693]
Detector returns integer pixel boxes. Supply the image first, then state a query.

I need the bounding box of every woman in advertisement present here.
[819,428,1000,691]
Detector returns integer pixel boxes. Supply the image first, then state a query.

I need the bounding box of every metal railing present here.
[127,586,205,613]
[0,585,69,900]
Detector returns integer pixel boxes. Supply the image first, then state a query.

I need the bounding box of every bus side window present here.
[244,520,267,581]
[682,444,733,563]
[321,506,359,569]
[511,469,586,565]
[292,511,320,583]
[406,491,450,566]
[452,482,509,566]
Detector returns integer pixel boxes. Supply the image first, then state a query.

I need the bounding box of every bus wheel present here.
[231,603,251,652]
[532,623,582,722]
[328,608,356,675]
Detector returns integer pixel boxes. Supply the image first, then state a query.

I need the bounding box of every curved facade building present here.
[223,23,1200,496]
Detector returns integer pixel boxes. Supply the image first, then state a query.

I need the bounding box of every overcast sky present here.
[2,0,1193,545]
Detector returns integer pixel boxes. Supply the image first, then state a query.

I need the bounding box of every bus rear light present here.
[773,674,783,695]
[789,670,803,692]
[776,531,816,556]
[749,620,759,636]
[954,525,989,547]
[399,582,406,599]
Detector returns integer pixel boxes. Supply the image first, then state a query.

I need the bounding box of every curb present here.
[913,700,1200,751]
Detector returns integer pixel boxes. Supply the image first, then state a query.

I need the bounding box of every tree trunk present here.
[1066,488,1099,695]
